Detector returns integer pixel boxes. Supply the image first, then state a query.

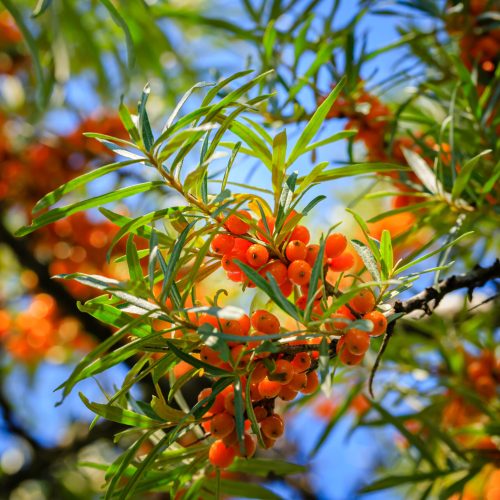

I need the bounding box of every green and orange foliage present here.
[0,9,27,75]
[0,294,94,364]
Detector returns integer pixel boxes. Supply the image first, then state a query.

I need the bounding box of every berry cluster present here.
[172,212,390,468]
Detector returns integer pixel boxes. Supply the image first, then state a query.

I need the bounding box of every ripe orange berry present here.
[475,376,496,399]
[237,313,251,335]
[363,311,387,337]
[344,329,371,355]
[253,406,268,422]
[251,310,280,334]
[338,345,364,366]
[199,313,220,329]
[301,371,319,394]
[350,290,376,314]
[290,352,311,372]
[246,244,269,268]
[230,345,250,367]
[261,260,288,285]
[225,210,251,235]
[262,435,276,449]
[249,383,262,401]
[325,233,347,258]
[288,371,308,391]
[226,271,243,282]
[285,240,307,262]
[279,279,293,297]
[211,234,235,254]
[288,260,312,286]
[257,216,276,242]
[305,244,320,267]
[233,433,256,458]
[279,385,298,401]
[467,361,489,380]
[270,359,294,384]
[232,238,252,256]
[220,319,243,337]
[224,391,243,415]
[249,362,268,384]
[221,254,240,273]
[290,225,310,244]
[208,440,236,468]
[260,414,284,439]
[200,346,222,366]
[258,377,282,398]
[222,429,238,446]
[328,252,355,272]
[210,412,235,438]
[295,295,308,310]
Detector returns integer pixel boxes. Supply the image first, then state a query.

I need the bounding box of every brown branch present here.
[368,259,500,396]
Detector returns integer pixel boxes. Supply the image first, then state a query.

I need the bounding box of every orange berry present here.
[246,244,269,268]
[285,240,307,262]
[279,385,298,401]
[251,310,280,334]
[350,290,376,314]
[199,313,219,329]
[210,412,235,439]
[262,435,276,449]
[232,238,252,256]
[338,345,364,366]
[475,376,496,399]
[258,377,282,398]
[290,352,311,372]
[222,429,238,446]
[220,319,243,337]
[224,391,243,415]
[260,414,284,439]
[237,314,251,335]
[328,252,354,272]
[288,260,312,286]
[467,361,489,380]
[226,271,244,282]
[221,254,240,272]
[270,359,294,385]
[290,225,310,244]
[200,346,222,366]
[295,295,308,310]
[211,234,235,254]
[325,233,347,258]
[253,406,268,422]
[249,362,268,384]
[261,260,288,285]
[208,440,236,468]
[233,433,256,458]
[230,345,250,367]
[363,311,387,337]
[249,383,262,401]
[301,371,319,394]
[305,244,320,266]
[279,279,293,297]
[197,388,216,414]
[225,210,251,235]
[288,371,307,391]
[344,329,370,355]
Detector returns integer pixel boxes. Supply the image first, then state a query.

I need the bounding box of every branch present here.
[369,259,500,396]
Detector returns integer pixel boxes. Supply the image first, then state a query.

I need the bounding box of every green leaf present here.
[138,83,154,151]
[17,181,164,237]
[346,208,380,259]
[230,458,306,476]
[395,231,473,275]
[235,261,301,321]
[287,76,346,166]
[452,150,492,199]
[271,130,287,198]
[351,239,381,283]
[32,159,140,214]
[32,0,52,17]
[100,0,135,71]
[79,394,161,428]
[380,230,393,280]
[369,400,437,466]
[2,0,50,108]
[119,100,141,143]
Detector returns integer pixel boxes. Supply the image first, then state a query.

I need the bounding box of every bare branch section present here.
[369,259,500,396]
[391,259,500,316]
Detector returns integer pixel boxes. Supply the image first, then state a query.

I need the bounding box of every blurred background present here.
[0,0,498,498]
